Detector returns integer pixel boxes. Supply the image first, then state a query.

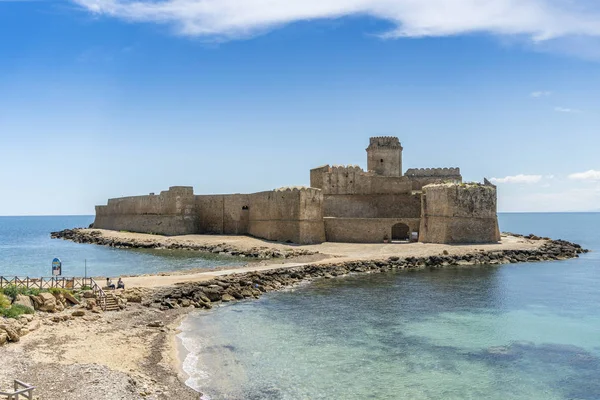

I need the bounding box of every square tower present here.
[366,136,403,177]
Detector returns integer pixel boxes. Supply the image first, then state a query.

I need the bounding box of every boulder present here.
[72,310,85,317]
[0,324,20,342]
[221,294,235,302]
[122,288,145,303]
[0,332,7,345]
[147,320,164,328]
[85,298,97,310]
[180,299,191,307]
[63,292,80,305]
[13,294,34,309]
[35,292,57,312]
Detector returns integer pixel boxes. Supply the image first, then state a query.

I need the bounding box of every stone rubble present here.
[51,228,318,259]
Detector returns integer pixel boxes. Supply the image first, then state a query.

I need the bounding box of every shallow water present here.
[179,213,600,400]
[0,216,245,277]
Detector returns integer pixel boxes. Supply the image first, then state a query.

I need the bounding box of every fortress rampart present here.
[405,167,462,190]
[92,137,498,245]
[419,183,500,244]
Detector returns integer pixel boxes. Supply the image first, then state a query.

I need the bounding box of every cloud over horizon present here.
[491,174,543,184]
[569,169,600,181]
[72,0,600,42]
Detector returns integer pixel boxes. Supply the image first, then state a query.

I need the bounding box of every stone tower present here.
[366,136,403,177]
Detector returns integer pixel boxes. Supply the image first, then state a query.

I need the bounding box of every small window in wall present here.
[242,206,249,210]
[380,159,384,162]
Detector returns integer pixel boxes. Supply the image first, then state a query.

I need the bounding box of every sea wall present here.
[93,186,197,236]
[419,183,500,244]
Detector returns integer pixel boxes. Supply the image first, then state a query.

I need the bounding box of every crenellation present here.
[93,136,497,244]
[405,167,461,177]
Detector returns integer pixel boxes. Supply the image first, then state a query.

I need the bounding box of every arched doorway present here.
[391,223,410,241]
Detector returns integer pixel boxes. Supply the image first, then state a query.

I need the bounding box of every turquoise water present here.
[0,216,245,277]
[179,213,600,400]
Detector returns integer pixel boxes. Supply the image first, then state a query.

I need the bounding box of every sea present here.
[1,214,599,399]
[0,215,245,278]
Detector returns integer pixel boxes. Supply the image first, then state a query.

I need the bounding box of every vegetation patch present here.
[0,304,34,319]
[0,284,41,300]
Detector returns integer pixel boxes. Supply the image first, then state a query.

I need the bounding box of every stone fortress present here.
[93,137,500,245]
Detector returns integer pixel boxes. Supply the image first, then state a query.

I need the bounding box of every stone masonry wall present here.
[419,183,500,244]
[194,194,250,235]
[323,194,421,218]
[405,168,462,191]
[324,217,420,243]
[93,186,197,236]
[246,188,326,244]
[310,165,412,195]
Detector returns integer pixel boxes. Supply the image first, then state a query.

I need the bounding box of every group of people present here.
[106,277,125,290]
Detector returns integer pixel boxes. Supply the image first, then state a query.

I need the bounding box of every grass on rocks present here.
[0,304,34,319]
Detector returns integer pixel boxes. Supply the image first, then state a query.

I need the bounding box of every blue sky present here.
[1,0,600,215]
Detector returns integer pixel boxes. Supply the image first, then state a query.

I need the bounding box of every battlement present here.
[275,186,321,193]
[329,165,364,173]
[405,168,461,177]
[367,136,402,149]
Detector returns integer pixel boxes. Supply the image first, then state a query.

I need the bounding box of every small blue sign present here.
[52,258,62,276]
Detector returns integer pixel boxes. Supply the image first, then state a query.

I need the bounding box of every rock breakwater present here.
[50,229,318,259]
[148,238,589,309]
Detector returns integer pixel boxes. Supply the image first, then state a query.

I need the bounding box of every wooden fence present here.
[0,277,107,311]
[0,380,35,399]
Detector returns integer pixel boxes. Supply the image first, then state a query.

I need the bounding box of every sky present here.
[1,0,600,215]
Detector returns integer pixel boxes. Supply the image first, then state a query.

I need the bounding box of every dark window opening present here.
[242,205,249,210]
[380,159,384,162]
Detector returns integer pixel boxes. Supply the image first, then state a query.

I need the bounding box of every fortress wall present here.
[246,188,326,244]
[324,218,420,243]
[93,186,197,235]
[322,194,421,218]
[319,166,412,195]
[195,195,225,234]
[194,194,250,235]
[309,165,330,190]
[419,183,500,244]
[223,194,250,235]
[405,168,462,191]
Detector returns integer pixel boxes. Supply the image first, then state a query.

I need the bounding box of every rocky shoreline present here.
[51,228,318,259]
[147,237,589,309]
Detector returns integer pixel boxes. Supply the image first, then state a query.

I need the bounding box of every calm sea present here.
[0,216,244,278]
[178,213,600,400]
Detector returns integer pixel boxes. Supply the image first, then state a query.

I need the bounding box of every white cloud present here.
[568,169,600,181]
[554,107,582,113]
[72,0,600,41]
[530,91,552,98]
[491,174,542,184]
